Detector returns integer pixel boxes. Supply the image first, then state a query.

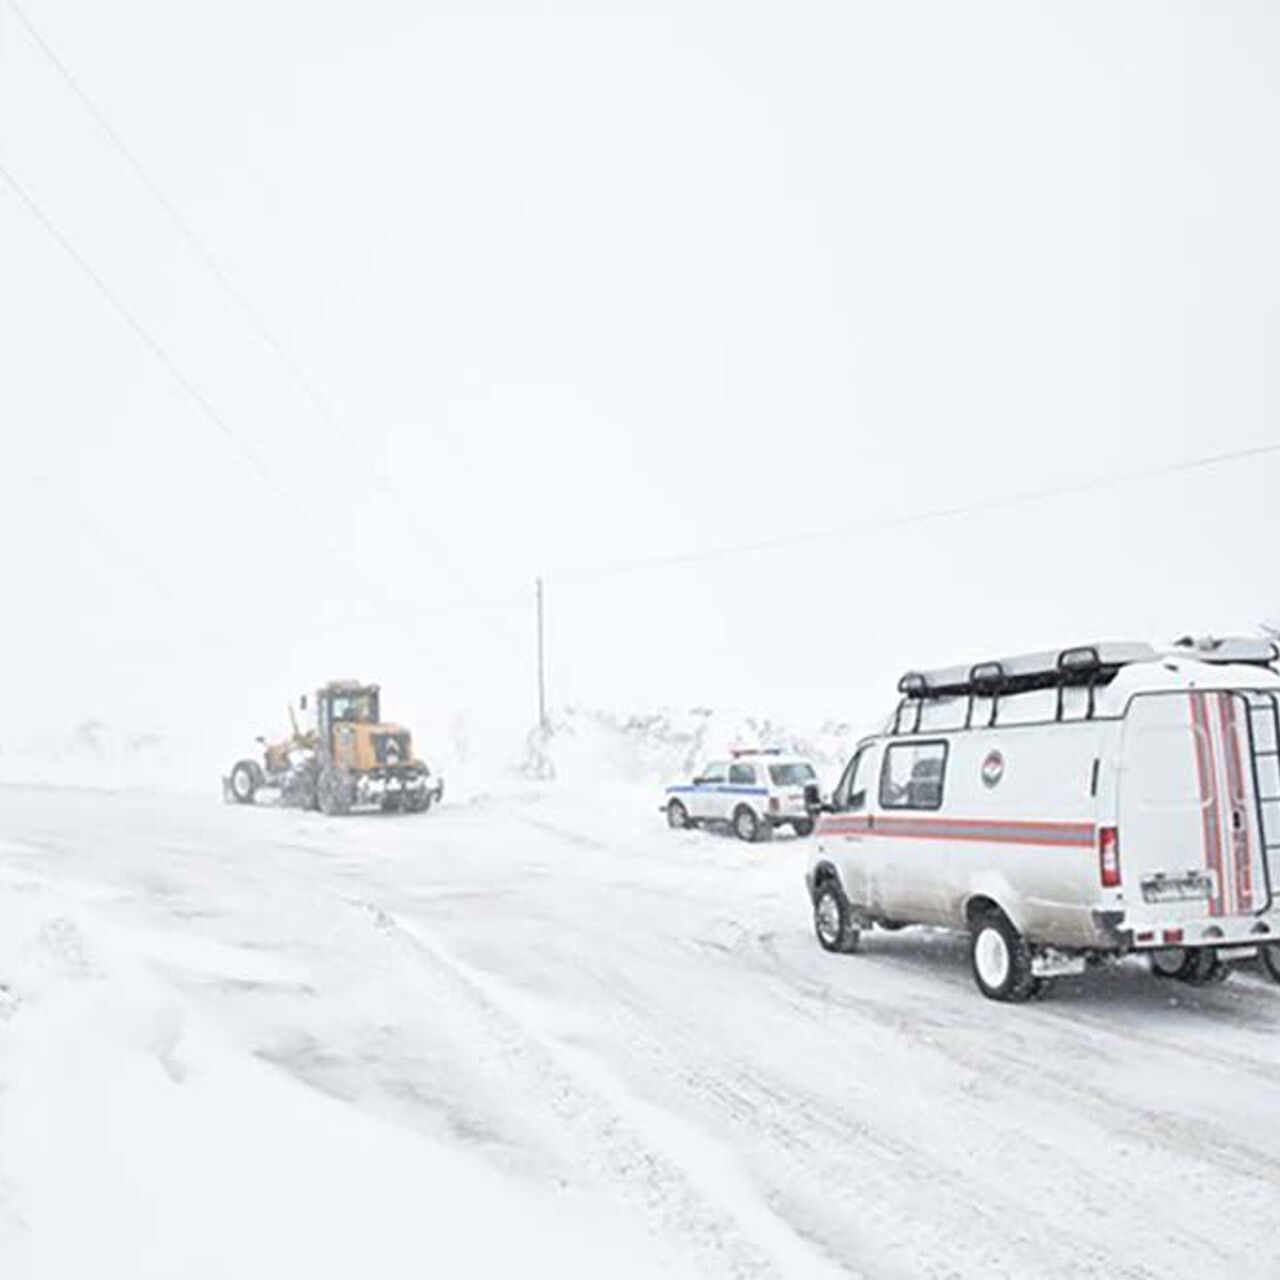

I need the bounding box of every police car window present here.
[880,741,948,810]
[729,763,757,786]
[768,763,816,786]
[699,763,728,784]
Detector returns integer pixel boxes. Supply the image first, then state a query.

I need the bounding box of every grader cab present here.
[224,680,443,815]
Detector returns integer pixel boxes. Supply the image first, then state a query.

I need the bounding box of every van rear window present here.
[880,741,948,810]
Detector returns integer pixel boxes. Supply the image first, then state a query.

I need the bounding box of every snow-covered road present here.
[2,784,1279,1278]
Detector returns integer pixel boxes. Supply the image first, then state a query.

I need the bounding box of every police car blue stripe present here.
[665,785,769,796]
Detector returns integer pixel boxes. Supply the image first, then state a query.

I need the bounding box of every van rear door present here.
[1118,691,1274,926]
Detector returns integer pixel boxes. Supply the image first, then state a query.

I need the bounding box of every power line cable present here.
[0,155,485,675]
[553,439,1280,582]
[0,158,321,533]
[3,0,523,654]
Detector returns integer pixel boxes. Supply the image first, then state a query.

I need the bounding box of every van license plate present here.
[1141,873,1213,904]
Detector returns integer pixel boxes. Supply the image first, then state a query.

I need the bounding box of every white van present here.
[807,639,1280,1001]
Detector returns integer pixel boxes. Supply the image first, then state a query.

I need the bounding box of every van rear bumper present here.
[1104,909,1278,952]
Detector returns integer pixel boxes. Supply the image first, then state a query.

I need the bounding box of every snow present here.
[3,769,1280,1278]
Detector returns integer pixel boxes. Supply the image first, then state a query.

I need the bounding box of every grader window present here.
[330,691,378,723]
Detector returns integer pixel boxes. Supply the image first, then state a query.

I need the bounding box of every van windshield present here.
[769,763,816,786]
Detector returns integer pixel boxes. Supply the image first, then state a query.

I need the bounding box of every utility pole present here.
[536,577,548,734]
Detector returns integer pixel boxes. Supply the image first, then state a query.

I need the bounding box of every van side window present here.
[835,748,870,811]
[880,741,948,810]
[728,763,757,786]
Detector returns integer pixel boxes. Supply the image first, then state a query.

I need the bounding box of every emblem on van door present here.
[981,750,1005,788]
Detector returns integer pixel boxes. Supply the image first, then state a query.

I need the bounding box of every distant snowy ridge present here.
[519,706,864,786]
[0,719,192,791]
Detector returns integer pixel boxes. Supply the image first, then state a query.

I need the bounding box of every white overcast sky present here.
[2,1,1279,768]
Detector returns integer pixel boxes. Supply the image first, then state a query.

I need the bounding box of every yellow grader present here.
[224,680,443,815]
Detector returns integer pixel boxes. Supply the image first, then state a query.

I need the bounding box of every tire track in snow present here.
[746,930,1280,1272]
[344,897,849,1280]
[546,941,1149,1279]
[501,806,1280,1277]
[756,930,1280,1184]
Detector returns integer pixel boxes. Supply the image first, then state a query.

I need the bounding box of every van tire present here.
[969,911,1040,1002]
[1182,949,1230,986]
[732,805,761,842]
[1151,947,1228,985]
[791,818,815,838]
[1260,943,1280,984]
[813,880,860,954]
[667,799,690,830]
[1149,948,1197,981]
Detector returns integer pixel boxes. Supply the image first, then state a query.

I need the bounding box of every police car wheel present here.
[791,818,815,838]
[970,912,1040,1002]
[666,799,690,830]
[1260,943,1280,984]
[813,882,859,953]
[732,806,760,842]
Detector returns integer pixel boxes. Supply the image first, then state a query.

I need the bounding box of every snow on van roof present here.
[898,641,1159,699]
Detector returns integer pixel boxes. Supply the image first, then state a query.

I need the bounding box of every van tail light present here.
[1099,826,1121,888]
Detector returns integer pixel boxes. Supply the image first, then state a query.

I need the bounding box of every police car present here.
[663,749,822,840]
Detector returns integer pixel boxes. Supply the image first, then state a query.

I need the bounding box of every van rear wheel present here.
[1150,947,1228,985]
[1149,947,1197,980]
[1183,949,1229,985]
[970,912,1040,1002]
[1260,943,1280,984]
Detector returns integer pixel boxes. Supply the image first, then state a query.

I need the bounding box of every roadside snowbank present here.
[519,706,864,787]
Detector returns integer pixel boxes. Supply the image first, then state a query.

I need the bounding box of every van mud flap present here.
[1031,948,1087,978]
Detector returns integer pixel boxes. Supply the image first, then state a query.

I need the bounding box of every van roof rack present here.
[897,641,1159,702]
[1170,635,1279,666]
[893,641,1161,734]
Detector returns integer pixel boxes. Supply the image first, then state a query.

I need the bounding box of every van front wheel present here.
[1260,943,1280,985]
[813,881,860,954]
[970,912,1040,1002]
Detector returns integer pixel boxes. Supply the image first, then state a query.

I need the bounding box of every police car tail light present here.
[1098,826,1121,888]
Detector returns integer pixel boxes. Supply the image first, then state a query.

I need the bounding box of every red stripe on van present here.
[1218,693,1254,914]
[1190,693,1225,917]
[819,814,1094,847]
[875,816,1096,847]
